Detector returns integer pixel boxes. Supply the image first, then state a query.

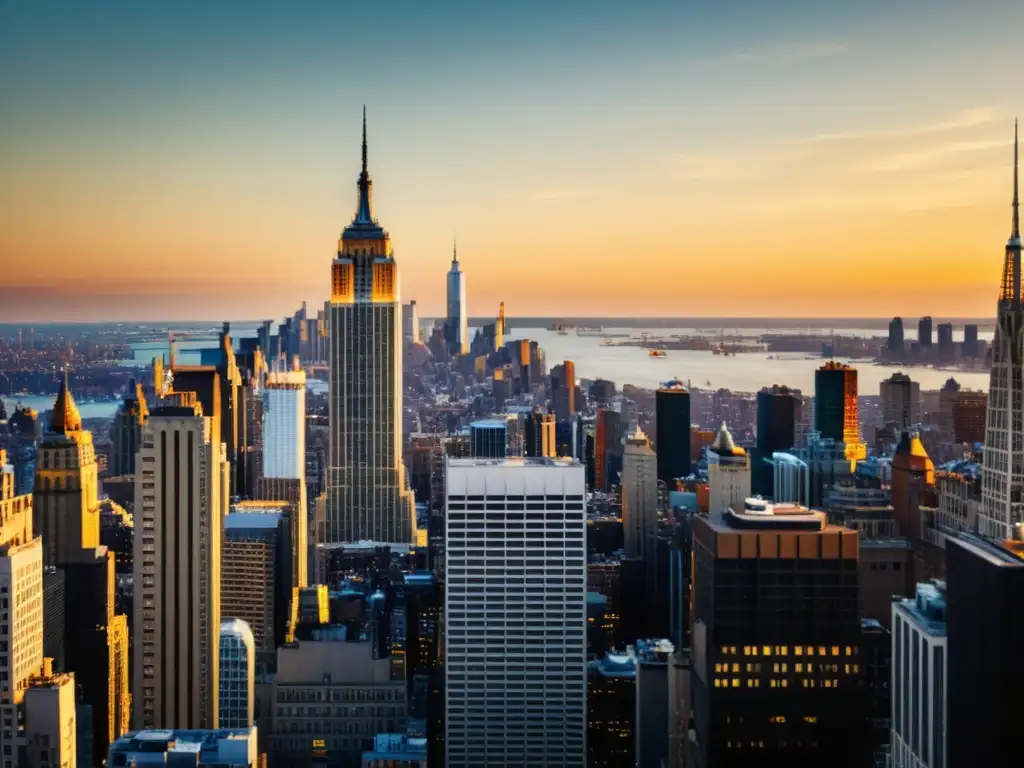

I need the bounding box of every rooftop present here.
[712,498,832,532]
[894,580,947,636]
[948,533,1024,568]
[589,652,637,678]
[447,456,582,468]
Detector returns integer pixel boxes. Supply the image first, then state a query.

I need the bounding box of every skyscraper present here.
[880,372,920,430]
[753,385,802,498]
[815,362,865,460]
[33,372,100,567]
[262,367,306,480]
[946,534,1024,767]
[622,426,657,560]
[980,122,1024,539]
[887,316,904,357]
[402,300,420,345]
[524,408,556,458]
[218,619,255,729]
[691,501,868,766]
[34,375,131,762]
[446,242,468,356]
[707,423,750,514]
[918,316,933,347]
[133,396,227,729]
[444,457,587,766]
[327,109,416,545]
[110,379,148,477]
[655,380,691,487]
[891,580,947,768]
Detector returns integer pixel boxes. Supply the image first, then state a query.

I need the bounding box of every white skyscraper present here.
[218,619,255,728]
[980,123,1024,539]
[444,457,587,767]
[446,243,468,356]
[133,397,228,729]
[326,109,416,545]
[707,423,751,514]
[891,581,947,768]
[621,425,657,559]
[262,368,306,480]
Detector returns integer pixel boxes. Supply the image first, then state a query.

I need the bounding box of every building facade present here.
[891,581,946,768]
[326,111,416,545]
[262,368,306,481]
[444,457,587,767]
[133,399,228,729]
[218,619,255,729]
[945,534,1024,767]
[622,426,657,560]
[814,362,865,460]
[110,379,148,478]
[707,424,750,514]
[753,385,802,499]
[656,382,691,486]
[691,501,869,767]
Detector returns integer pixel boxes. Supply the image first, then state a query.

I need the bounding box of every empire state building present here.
[979,121,1024,539]
[327,109,416,544]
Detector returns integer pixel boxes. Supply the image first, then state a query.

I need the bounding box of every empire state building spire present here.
[354,105,374,225]
[980,119,1024,540]
[1013,118,1020,243]
[999,120,1021,305]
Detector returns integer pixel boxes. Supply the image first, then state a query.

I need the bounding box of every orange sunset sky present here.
[1,0,1022,322]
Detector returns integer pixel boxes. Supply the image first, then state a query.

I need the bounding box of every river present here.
[2,325,991,422]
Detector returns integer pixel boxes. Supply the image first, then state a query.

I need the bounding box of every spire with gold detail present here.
[50,367,82,434]
[354,105,374,225]
[1000,119,1021,305]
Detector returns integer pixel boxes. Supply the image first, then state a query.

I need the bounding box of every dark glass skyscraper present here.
[691,502,869,767]
[946,534,1024,767]
[918,316,933,347]
[655,381,691,487]
[814,363,862,461]
[752,385,802,498]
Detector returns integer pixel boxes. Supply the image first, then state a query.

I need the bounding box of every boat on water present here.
[549,322,570,333]
[601,339,615,346]
[648,349,667,358]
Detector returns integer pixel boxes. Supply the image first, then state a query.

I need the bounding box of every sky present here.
[1,0,1022,323]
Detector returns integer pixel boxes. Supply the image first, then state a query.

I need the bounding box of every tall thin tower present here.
[980,121,1024,539]
[327,109,416,544]
[446,241,468,355]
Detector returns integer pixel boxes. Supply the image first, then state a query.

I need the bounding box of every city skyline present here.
[2,0,1023,322]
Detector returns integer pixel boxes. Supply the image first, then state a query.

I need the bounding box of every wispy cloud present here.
[809,107,1002,143]
[858,139,1006,173]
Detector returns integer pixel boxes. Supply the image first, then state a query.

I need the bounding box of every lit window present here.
[732,663,739,673]
[795,647,803,656]
[763,646,772,656]
[831,646,840,656]
[770,680,777,688]
[773,663,780,673]
[806,646,814,656]
[780,646,788,656]
[781,680,789,688]
[803,716,817,723]
[818,647,827,656]
[732,679,740,688]
[845,646,853,656]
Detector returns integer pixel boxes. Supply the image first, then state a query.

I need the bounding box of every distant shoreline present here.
[0,317,996,332]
